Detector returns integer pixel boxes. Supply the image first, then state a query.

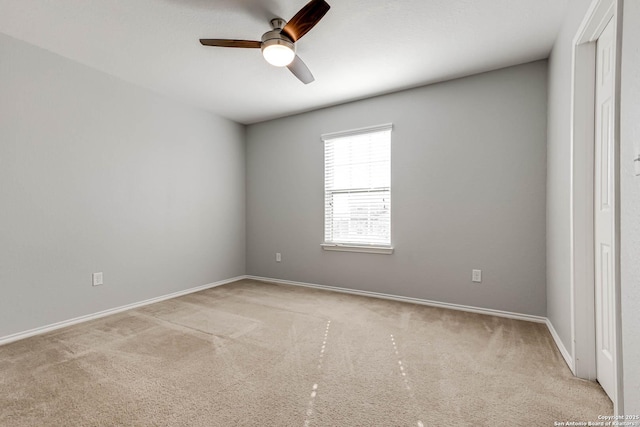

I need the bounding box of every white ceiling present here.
[0,0,568,124]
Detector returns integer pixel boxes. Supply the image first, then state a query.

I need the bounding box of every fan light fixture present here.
[261,38,295,67]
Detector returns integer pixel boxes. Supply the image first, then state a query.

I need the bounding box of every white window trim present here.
[321,123,393,141]
[321,243,394,254]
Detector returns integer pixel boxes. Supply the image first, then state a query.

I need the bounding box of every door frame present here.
[569,0,623,414]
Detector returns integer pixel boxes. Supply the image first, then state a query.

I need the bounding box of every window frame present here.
[321,123,394,255]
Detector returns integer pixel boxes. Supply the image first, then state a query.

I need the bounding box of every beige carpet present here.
[0,279,612,426]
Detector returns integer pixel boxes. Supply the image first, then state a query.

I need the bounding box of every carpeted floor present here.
[0,279,612,426]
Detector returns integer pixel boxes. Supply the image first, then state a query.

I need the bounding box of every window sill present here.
[321,243,394,254]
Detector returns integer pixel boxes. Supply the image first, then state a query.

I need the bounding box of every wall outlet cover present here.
[472,269,482,283]
[92,272,103,286]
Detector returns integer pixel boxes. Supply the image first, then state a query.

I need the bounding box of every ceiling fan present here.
[199,0,330,84]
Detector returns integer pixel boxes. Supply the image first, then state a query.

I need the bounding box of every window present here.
[321,123,392,254]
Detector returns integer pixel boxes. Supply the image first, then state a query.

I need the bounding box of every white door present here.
[594,16,617,402]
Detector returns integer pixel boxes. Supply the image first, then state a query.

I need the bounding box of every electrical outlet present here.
[92,272,103,286]
[276,253,282,262]
[472,269,482,283]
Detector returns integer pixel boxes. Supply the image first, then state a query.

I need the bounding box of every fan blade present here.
[287,55,315,84]
[281,0,330,42]
[199,39,261,48]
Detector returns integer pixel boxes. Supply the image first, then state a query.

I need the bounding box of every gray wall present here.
[247,61,548,316]
[620,0,640,414]
[545,0,592,351]
[0,33,246,338]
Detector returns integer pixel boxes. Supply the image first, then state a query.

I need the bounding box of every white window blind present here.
[323,124,392,248]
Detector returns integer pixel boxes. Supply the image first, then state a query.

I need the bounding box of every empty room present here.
[1,0,639,425]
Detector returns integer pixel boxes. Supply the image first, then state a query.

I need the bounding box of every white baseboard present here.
[545,318,576,373]
[3,274,576,377]
[245,275,547,324]
[0,276,245,347]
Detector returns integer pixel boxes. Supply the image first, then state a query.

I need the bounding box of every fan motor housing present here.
[261,30,295,52]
